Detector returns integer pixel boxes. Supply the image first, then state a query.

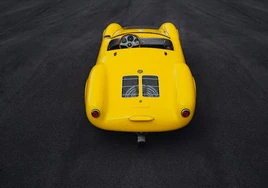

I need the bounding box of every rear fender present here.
[174,63,196,116]
[85,64,106,119]
[193,77,196,92]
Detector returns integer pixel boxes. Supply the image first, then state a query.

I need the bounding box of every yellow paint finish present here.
[112,28,169,38]
[129,116,154,122]
[85,22,196,132]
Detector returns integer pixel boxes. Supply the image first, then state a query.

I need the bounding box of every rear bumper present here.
[87,115,193,132]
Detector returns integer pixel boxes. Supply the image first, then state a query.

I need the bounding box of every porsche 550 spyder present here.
[84,22,196,145]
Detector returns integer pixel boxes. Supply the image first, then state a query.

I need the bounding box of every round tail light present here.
[181,109,190,118]
[91,109,100,118]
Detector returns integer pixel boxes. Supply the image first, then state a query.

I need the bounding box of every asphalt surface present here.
[1,0,268,187]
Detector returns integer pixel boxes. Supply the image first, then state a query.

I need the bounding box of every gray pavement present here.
[0,0,268,187]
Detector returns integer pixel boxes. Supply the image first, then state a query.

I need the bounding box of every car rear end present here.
[86,49,195,132]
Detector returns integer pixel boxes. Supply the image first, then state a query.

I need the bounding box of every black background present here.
[1,0,268,187]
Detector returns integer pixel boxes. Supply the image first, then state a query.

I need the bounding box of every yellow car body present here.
[85,22,196,132]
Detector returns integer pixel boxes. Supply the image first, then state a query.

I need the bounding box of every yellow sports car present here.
[84,22,196,145]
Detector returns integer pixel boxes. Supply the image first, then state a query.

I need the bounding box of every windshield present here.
[108,37,174,51]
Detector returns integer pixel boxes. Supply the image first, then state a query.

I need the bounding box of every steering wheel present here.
[119,34,140,49]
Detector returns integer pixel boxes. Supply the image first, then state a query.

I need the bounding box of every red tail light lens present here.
[181,109,190,118]
[91,109,100,118]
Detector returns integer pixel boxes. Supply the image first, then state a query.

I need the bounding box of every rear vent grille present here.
[122,76,139,98]
[142,76,159,97]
